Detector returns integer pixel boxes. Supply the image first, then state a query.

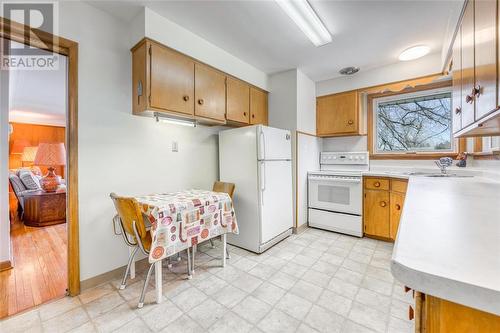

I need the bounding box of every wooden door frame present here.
[1,17,80,295]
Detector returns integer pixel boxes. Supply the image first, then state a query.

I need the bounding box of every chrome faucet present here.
[435,157,453,174]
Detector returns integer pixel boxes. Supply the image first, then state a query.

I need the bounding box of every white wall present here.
[296,69,316,135]
[0,55,10,263]
[142,8,269,91]
[52,2,229,281]
[316,52,443,97]
[296,133,320,228]
[268,69,297,131]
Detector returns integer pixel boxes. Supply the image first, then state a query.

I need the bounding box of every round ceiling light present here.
[398,45,430,61]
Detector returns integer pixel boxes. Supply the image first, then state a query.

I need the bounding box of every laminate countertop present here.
[390,176,500,315]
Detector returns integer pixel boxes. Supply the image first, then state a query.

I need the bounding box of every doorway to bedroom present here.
[0,39,68,318]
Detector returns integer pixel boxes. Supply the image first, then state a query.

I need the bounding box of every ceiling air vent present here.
[339,66,360,75]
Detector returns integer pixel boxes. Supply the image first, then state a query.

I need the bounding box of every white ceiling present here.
[89,0,463,82]
[8,42,67,126]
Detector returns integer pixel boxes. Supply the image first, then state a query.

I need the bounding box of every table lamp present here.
[34,143,66,192]
[21,146,38,167]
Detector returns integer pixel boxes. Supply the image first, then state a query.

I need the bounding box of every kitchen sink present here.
[423,173,473,178]
[406,172,473,178]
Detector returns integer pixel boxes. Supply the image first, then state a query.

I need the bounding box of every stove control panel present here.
[320,152,369,165]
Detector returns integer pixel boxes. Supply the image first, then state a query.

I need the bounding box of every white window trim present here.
[482,136,500,153]
[372,86,455,155]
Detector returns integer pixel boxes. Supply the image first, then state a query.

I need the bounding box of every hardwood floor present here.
[0,218,67,319]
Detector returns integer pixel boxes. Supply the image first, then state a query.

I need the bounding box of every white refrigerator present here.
[219,125,293,253]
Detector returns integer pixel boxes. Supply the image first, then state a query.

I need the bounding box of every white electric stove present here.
[308,152,369,237]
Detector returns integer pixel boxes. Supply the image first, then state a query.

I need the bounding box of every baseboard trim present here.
[80,257,149,291]
[0,259,13,271]
[293,223,308,235]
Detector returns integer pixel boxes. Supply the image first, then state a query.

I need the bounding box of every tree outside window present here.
[374,89,453,154]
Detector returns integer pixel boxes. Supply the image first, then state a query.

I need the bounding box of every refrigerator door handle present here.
[260,161,265,205]
[259,129,266,160]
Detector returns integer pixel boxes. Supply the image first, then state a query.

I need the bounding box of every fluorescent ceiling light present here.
[398,45,430,61]
[276,0,332,47]
[154,112,196,127]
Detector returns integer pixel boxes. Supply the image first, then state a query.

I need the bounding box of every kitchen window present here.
[369,85,454,157]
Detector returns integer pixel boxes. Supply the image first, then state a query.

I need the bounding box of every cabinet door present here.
[452,26,462,133]
[250,87,268,125]
[317,91,358,136]
[390,191,405,240]
[194,63,226,121]
[226,77,250,124]
[150,43,194,115]
[475,0,497,119]
[363,189,390,238]
[461,1,475,127]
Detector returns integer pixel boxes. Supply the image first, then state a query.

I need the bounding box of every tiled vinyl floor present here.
[0,228,415,333]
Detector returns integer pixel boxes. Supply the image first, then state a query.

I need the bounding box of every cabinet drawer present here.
[364,177,389,190]
[391,179,408,193]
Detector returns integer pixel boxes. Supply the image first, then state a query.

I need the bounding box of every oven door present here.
[308,175,362,215]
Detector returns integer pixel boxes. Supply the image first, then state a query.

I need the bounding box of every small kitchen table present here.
[134,189,238,304]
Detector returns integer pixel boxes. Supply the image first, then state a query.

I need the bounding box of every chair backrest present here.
[109,193,148,244]
[213,181,235,198]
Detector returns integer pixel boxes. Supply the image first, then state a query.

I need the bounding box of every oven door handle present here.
[308,177,361,184]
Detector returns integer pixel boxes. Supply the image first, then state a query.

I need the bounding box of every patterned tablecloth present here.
[134,190,238,263]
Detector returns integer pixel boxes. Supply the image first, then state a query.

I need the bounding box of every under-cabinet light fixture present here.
[275,0,332,47]
[154,112,196,127]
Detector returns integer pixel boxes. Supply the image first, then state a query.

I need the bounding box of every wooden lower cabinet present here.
[389,191,405,240]
[415,292,500,333]
[363,189,390,238]
[363,177,407,241]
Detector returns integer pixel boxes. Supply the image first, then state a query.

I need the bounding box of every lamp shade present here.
[11,139,30,154]
[34,143,66,166]
[21,146,38,162]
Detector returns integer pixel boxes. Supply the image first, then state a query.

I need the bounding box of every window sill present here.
[370,152,457,160]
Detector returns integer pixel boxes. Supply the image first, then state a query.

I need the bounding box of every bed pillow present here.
[18,170,41,190]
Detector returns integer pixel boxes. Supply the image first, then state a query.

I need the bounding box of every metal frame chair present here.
[110,193,192,308]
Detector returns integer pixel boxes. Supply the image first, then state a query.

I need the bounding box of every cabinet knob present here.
[472,86,481,97]
[348,120,354,125]
[396,204,401,211]
[380,201,387,207]
[374,181,380,187]
[465,94,474,104]
[252,114,255,118]
[455,107,461,115]
[243,112,247,116]
[183,95,189,101]
[198,99,204,105]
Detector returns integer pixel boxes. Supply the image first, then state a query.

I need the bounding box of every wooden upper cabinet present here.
[150,42,194,115]
[250,87,268,125]
[452,26,462,134]
[474,0,498,119]
[194,63,226,122]
[316,91,360,137]
[132,41,148,116]
[364,189,390,238]
[131,38,268,126]
[226,77,250,124]
[460,1,476,128]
